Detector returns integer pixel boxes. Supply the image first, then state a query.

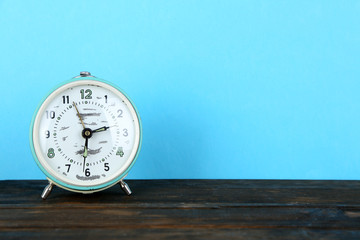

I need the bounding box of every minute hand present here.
[83,137,88,172]
[92,126,109,133]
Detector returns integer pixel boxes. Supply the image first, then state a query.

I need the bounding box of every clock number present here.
[80,89,92,99]
[116,147,124,157]
[104,163,110,171]
[62,95,69,104]
[85,168,91,177]
[104,95,108,103]
[46,110,55,119]
[123,128,128,137]
[45,130,50,138]
[65,164,71,173]
[117,109,123,118]
[47,148,55,158]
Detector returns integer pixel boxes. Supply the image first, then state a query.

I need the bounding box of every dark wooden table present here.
[1,180,360,239]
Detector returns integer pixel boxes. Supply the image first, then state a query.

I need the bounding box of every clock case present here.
[29,72,142,199]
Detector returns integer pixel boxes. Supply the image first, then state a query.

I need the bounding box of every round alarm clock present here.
[30,72,142,199]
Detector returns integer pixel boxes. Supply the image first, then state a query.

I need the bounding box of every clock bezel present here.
[29,77,142,192]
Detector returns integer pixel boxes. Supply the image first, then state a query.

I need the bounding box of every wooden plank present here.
[1,180,360,239]
[1,229,360,240]
[1,180,360,207]
[0,206,360,229]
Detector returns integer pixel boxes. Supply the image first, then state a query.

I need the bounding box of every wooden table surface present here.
[1,179,360,239]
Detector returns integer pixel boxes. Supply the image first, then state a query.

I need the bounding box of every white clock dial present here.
[31,80,141,190]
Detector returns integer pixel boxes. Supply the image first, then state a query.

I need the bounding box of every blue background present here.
[1,1,359,180]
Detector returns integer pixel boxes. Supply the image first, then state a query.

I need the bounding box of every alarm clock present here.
[30,72,142,199]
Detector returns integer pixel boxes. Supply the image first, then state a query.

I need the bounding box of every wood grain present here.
[1,180,360,239]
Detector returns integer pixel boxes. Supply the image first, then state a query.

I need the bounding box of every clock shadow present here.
[37,180,153,204]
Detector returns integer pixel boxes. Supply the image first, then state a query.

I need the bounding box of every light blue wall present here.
[1,1,359,180]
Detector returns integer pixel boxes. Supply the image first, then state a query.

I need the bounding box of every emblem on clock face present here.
[30,72,142,199]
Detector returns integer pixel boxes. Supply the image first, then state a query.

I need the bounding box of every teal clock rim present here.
[29,76,142,192]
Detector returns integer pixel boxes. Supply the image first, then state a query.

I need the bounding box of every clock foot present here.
[41,182,54,200]
[119,180,132,195]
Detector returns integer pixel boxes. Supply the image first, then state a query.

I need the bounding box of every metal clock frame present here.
[29,72,142,199]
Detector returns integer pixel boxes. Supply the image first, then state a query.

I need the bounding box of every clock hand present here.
[92,126,110,133]
[72,101,86,129]
[83,137,88,172]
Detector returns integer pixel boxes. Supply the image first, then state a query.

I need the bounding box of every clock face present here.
[31,79,141,191]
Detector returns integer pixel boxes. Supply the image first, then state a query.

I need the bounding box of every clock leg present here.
[41,181,54,200]
[119,180,132,195]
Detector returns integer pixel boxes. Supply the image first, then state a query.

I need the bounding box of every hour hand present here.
[92,126,109,133]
